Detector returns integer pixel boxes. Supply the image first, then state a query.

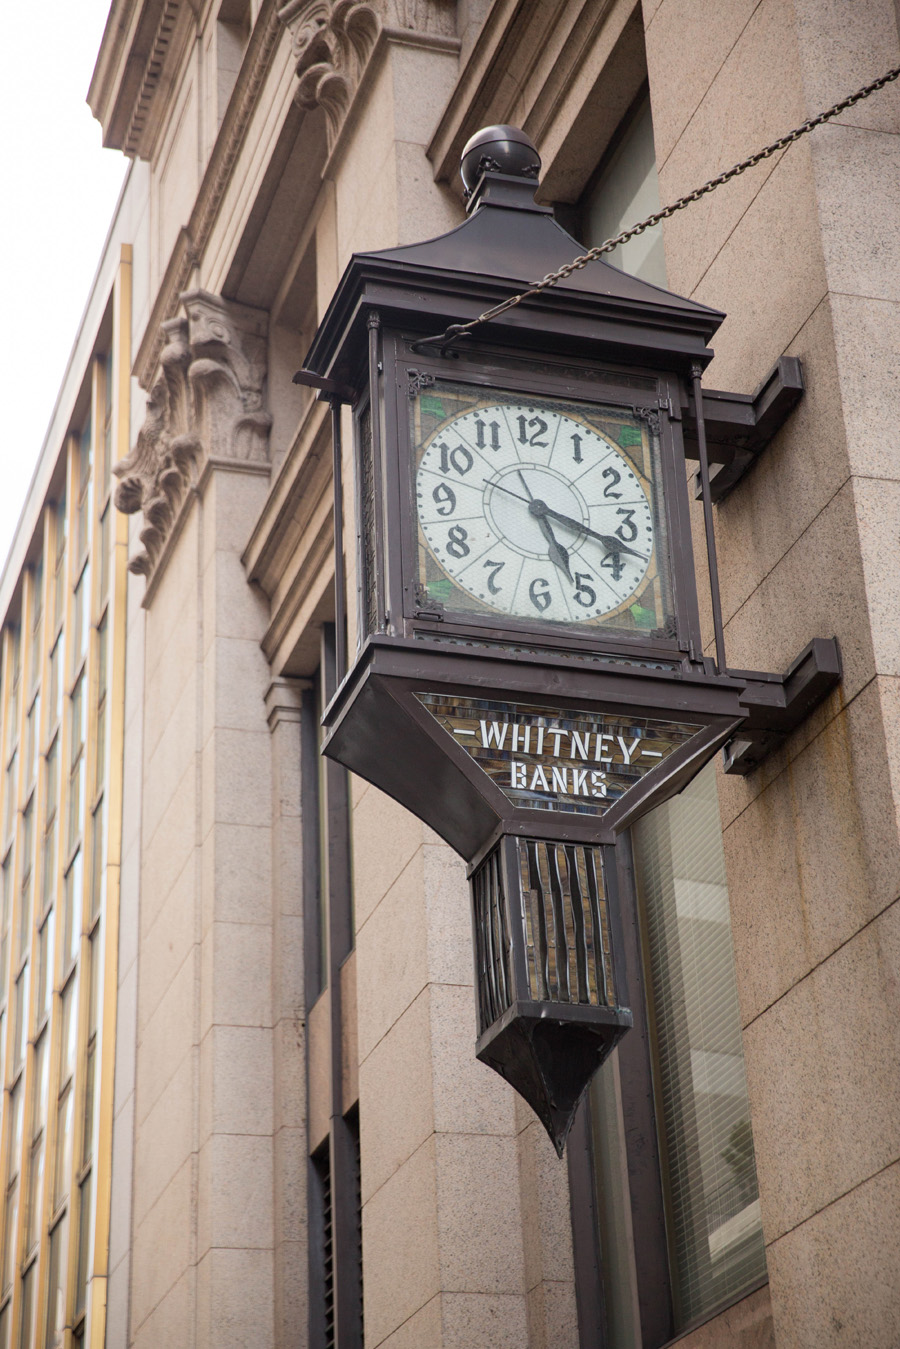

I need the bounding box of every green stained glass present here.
[617,424,643,447]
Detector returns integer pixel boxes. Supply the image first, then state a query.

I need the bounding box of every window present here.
[633,765,765,1323]
[580,91,667,288]
[572,90,767,1346]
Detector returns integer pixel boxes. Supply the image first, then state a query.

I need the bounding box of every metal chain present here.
[418,63,900,350]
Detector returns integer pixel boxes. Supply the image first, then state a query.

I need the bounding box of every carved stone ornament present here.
[277,0,456,150]
[114,289,271,577]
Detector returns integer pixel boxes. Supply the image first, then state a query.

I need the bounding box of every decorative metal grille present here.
[472,848,512,1034]
[519,840,616,1008]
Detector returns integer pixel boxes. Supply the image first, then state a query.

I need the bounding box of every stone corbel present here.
[114,289,271,578]
[278,0,455,152]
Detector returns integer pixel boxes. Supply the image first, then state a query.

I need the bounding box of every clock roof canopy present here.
[304,125,726,385]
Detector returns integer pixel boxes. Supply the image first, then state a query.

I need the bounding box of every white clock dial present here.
[415,401,654,624]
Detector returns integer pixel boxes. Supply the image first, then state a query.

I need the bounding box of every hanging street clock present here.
[294,125,841,1153]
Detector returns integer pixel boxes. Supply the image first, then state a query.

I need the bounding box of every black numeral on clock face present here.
[438,443,474,476]
[483,559,505,594]
[615,507,637,542]
[573,572,596,608]
[432,483,456,516]
[600,552,625,582]
[446,525,470,559]
[602,466,623,499]
[474,418,502,451]
[529,577,551,612]
[516,416,549,448]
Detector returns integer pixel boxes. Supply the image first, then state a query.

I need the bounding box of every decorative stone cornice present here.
[114,290,271,579]
[278,0,456,152]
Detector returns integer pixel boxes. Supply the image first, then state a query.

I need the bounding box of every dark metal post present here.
[330,397,347,681]
[322,627,363,1348]
[691,363,727,673]
[567,1098,608,1349]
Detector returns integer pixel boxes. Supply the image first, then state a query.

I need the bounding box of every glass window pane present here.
[75,1172,91,1318]
[41,818,57,916]
[58,977,77,1090]
[2,1183,18,1295]
[17,801,34,961]
[4,753,17,847]
[44,739,58,827]
[25,699,39,790]
[633,763,767,1326]
[53,1092,73,1211]
[7,1086,23,1184]
[89,802,104,922]
[87,931,101,1037]
[0,855,12,1002]
[67,758,85,856]
[25,1139,43,1254]
[19,1259,36,1349]
[32,1032,48,1139]
[583,95,667,287]
[36,911,54,1025]
[81,1047,95,1173]
[77,424,92,562]
[62,854,82,972]
[72,566,90,671]
[45,1213,68,1347]
[12,970,28,1076]
[99,507,110,606]
[48,639,63,734]
[93,704,106,803]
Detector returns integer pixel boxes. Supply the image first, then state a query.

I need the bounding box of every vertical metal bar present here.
[492,849,510,1012]
[565,845,591,1004]
[474,864,493,1027]
[528,841,550,1001]
[321,627,362,1349]
[585,848,608,1007]
[366,312,386,632]
[691,363,727,673]
[547,844,570,1001]
[567,1097,610,1349]
[330,398,347,682]
[613,837,673,1346]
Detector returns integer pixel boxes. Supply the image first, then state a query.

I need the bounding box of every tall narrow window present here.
[633,765,766,1325]
[581,92,667,287]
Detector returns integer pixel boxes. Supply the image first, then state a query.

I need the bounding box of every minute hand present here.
[540,504,648,562]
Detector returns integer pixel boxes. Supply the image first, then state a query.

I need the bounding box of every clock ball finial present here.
[459,125,541,194]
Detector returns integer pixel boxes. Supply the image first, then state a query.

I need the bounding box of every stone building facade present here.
[1,0,899,1346]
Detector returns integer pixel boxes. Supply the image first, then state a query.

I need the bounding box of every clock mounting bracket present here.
[685,355,805,503]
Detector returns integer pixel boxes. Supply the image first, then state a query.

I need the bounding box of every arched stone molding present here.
[114,288,270,579]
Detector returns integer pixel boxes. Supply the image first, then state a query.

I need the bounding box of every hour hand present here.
[541,504,647,561]
[536,515,572,580]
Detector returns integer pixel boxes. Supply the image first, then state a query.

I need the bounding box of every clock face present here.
[414,393,663,629]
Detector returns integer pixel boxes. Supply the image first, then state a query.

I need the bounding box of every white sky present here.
[0,1,128,575]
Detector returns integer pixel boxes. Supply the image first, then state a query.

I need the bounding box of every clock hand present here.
[514,471,572,580]
[535,515,573,581]
[539,504,648,562]
[487,479,648,563]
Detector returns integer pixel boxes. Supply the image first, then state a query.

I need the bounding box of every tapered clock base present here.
[476,1001,633,1157]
